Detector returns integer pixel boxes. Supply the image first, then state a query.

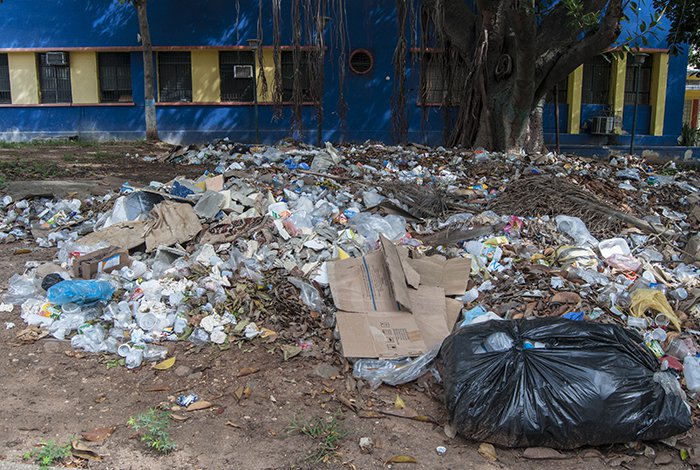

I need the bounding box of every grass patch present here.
[61,153,78,162]
[23,437,72,470]
[92,151,120,161]
[128,408,176,454]
[0,160,60,179]
[288,416,347,464]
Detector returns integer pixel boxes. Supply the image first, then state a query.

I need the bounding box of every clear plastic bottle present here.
[683,356,700,394]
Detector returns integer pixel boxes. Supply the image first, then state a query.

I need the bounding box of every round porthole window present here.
[349,49,373,75]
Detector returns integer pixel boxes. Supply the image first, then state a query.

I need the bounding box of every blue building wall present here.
[0,0,688,148]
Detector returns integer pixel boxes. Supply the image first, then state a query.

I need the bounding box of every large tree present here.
[272,0,657,152]
[407,0,628,152]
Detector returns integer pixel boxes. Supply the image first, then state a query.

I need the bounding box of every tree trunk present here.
[524,97,546,154]
[433,0,623,152]
[134,0,158,141]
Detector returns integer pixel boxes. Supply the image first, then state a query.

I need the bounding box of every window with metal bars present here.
[545,78,568,104]
[158,52,192,102]
[98,52,132,103]
[281,50,312,102]
[220,51,255,102]
[419,53,465,105]
[582,56,611,105]
[38,52,72,104]
[624,54,653,106]
[0,54,10,104]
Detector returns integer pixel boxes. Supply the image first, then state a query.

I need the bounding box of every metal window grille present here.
[99,52,132,103]
[624,54,653,106]
[220,51,255,102]
[158,52,192,102]
[546,78,568,104]
[683,100,692,125]
[38,52,72,104]
[281,51,312,102]
[422,54,443,104]
[582,56,611,105]
[420,53,465,105]
[0,54,10,104]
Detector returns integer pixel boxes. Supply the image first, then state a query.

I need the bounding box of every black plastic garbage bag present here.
[440,318,692,449]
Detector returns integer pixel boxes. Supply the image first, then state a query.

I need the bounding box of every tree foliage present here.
[653,0,700,67]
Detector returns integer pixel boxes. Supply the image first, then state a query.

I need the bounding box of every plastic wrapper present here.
[630,289,681,331]
[47,280,115,306]
[554,215,598,247]
[350,213,406,243]
[604,253,641,272]
[3,274,40,305]
[353,345,441,389]
[362,190,385,209]
[71,324,117,354]
[440,318,692,449]
[288,277,324,312]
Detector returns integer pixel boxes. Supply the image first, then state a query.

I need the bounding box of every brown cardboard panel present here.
[145,201,203,252]
[327,250,398,312]
[408,286,450,350]
[380,235,412,310]
[76,221,150,251]
[445,297,463,331]
[409,255,471,295]
[336,311,427,359]
[72,246,130,280]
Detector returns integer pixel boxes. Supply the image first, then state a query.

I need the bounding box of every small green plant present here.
[128,408,176,454]
[23,438,72,470]
[680,123,700,146]
[288,416,347,463]
[105,357,125,369]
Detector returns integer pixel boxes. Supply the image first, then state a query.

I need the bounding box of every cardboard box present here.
[72,246,130,279]
[328,235,470,359]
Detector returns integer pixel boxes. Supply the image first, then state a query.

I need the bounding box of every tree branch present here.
[534,0,623,104]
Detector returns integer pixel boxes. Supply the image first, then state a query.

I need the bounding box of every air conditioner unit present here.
[233,65,253,79]
[591,116,615,135]
[46,52,68,66]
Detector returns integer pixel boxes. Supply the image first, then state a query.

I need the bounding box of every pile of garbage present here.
[1,139,699,446]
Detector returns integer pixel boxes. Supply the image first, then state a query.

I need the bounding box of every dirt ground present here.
[0,142,695,469]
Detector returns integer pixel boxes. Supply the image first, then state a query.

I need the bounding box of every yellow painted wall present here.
[257,49,276,102]
[70,51,99,104]
[191,50,220,102]
[7,52,38,104]
[650,53,668,136]
[609,54,627,132]
[567,65,583,134]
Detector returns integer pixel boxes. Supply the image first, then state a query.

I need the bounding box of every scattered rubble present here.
[1,138,699,448]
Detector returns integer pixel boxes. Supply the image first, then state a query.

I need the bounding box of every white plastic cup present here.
[137,313,157,331]
[654,313,670,328]
[117,343,132,358]
[61,302,81,315]
[651,328,667,342]
[627,316,648,329]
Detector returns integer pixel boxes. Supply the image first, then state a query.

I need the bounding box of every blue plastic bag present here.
[47,280,115,306]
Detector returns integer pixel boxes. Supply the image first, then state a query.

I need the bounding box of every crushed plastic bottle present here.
[288,277,323,312]
[683,356,700,394]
